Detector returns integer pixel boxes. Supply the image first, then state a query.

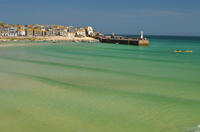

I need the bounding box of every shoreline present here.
[0,43,51,48]
[0,36,99,42]
[0,36,99,48]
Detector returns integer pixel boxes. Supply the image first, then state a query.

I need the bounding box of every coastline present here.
[0,43,49,48]
[0,36,99,48]
[0,36,99,42]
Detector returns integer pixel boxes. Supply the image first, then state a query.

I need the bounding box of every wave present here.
[185,124,200,132]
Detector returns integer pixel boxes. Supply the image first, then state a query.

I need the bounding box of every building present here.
[76,28,86,37]
[33,29,42,36]
[66,32,76,37]
[85,26,94,36]
[25,28,34,36]
[68,26,77,33]
[0,22,96,38]
[0,27,9,36]
[47,29,56,36]
[62,29,69,36]
[41,28,48,36]
[8,27,17,36]
[17,29,26,36]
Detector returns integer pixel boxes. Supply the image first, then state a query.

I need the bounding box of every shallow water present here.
[0,38,200,132]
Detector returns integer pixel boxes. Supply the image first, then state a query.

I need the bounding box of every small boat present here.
[174,50,182,53]
[184,50,193,53]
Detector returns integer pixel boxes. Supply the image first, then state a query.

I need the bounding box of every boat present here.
[174,50,182,53]
[184,50,193,53]
[173,50,193,53]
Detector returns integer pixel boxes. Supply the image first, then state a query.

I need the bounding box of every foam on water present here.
[185,124,200,132]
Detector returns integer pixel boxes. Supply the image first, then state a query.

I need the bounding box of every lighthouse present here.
[140,31,144,40]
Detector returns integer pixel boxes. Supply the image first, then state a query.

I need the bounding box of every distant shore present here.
[0,36,99,42]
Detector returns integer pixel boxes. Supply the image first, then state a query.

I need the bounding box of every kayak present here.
[173,50,193,53]
[184,50,193,53]
[174,50,182,53]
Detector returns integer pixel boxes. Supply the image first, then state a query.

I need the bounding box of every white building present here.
[76,28,86,37]
[66,32,76,37]
[17,29,26,36]
[8,28,17,36]
[85,26,94,36]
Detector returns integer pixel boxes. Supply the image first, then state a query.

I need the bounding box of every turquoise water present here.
[0,37,200,132]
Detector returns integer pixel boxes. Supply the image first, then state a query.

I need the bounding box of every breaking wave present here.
[185,125,200,132]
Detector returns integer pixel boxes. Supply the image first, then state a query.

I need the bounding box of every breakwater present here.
[100,38,149,46]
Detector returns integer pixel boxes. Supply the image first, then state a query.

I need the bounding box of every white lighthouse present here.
[140,31,144,40]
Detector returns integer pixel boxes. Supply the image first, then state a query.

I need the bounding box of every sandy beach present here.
[0,36,99,48]
[0,36,99,42]
[42,36,99,42]
[0,36,98,48]
[0,43,53,48]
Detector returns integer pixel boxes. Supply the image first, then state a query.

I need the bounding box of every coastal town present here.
[0,21,101,42]
[0,21,149,46]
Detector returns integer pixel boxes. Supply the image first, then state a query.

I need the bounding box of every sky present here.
[0,0,200,36]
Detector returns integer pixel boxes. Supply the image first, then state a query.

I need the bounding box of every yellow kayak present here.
[174,50,182,53]
[174,50,193,53]
[184,50,193,53]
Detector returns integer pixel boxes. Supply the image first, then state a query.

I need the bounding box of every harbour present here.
[99,32,150,46]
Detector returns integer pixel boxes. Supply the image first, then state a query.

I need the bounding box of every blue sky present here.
[1,0,200,36]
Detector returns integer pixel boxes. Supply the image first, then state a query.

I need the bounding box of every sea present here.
[0,36,200,132]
